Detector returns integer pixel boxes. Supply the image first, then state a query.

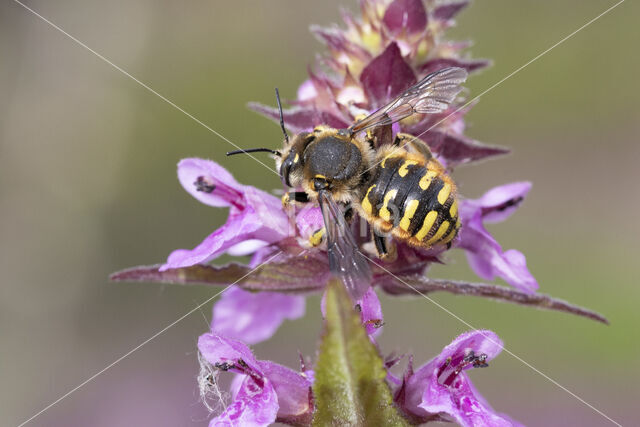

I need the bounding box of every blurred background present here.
[1,0,638,425]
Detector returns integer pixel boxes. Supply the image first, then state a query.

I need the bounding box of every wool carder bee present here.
[228,67,467,299]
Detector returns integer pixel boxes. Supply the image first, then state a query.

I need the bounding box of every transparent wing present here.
[318,191,372,301]
[349,67,468,134]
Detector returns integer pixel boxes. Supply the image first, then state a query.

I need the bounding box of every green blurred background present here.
[1,1,638,425]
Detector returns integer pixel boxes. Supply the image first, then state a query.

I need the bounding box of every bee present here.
[228,67,467,299]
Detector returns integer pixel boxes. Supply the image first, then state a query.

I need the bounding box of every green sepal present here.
[312,279,409,426]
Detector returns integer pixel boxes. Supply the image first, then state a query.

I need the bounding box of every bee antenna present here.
[275,88,290,144]
[227,148,281,157]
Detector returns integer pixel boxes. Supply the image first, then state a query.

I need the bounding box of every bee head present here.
[300,132,366,202]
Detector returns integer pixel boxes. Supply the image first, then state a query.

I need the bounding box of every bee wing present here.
[349,67,468,134]
[318,191,372,301]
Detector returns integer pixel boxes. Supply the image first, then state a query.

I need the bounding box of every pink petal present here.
[358,287,384,336]
[360,42,417,108]
[198,333,261,373]
[249,103,350,133]
[160,213,261,270]
[321,286,381,336]
[459,212,538,293]
[212,287,305,345]
[382,0,428,35]
[432,1,470,21]
[420,57,491,76]
[210,376,277,427]
[295,206,324,241]
[297,79,317,101]
[160,164,289,271]
[470,181,532,224]
[457,183,538,293]
[400,330,517,426]
[258,361,313,421]
[199,333,312,426]
[177,158,244,208]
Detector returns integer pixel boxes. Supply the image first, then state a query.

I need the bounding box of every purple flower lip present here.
[194,175,244,210]
[437,350,488,387]
[198,333,313,426]
[395,330,521,426]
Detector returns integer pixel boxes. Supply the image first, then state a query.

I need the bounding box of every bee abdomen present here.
[361,156,460,248]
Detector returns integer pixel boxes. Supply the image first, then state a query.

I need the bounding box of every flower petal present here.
[160,179,289,271]
[458,183,538,293]
[420,57,491,76]
[295,206,324,241]
[398,330,517,426]
[432,1,470,21]
[198,333,261,373]
[358,287,384,336]
[383,0,428,35]
[297,79,317,101]
[212,287,305,345]
[160,213,261,270]
[468,181,532,224]
[199,333,313,426]
[177,158,244,208]
[459,211,538,293]
[258,361,313,424]
[421,130,509,167]
[249,103,350,133]
[360,42,417,108]
[209,376,278,427]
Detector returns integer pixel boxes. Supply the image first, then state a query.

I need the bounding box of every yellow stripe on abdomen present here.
[419,171,438,190]
[379,190,397,222]
[361,185,376,214]
[415,211,438,241]
[399,199,419,231]
[426,221,451,246]
[398,160,419,177]
[437,182,452,205]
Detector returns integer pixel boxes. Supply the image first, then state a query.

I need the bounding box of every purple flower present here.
[159,158,289,271]
[250,0,507,167]
[458,182,538,293]
[394,330,522,426]
[108,1,612,424]
[198,333,313,426]
[211,287,305,345]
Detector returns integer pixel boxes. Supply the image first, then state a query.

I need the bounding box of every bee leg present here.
[282,191,310,207]
[373,233,388,258]
[394,133,433,160]
[373,232,397,261]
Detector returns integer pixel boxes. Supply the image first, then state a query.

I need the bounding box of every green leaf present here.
[109,253,331,293]
[313,279,409,426]
[377,275,609,324]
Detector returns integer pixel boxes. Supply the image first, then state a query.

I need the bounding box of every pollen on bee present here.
[309,229,325,246]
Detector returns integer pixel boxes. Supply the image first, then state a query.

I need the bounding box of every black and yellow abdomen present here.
[359,150,460,249]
